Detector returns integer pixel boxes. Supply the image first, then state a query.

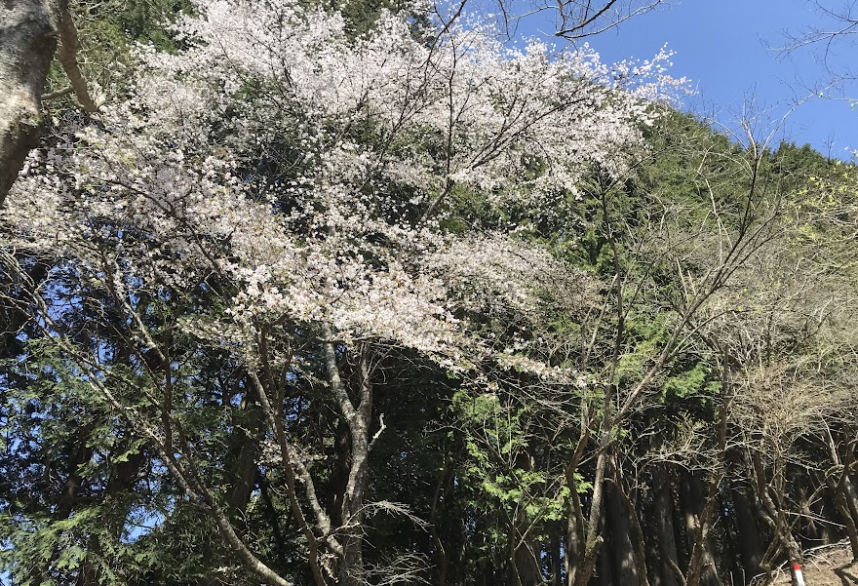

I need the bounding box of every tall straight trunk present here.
[0,0,61,206]
[607,481,641,586]
[598,529,615,586]
[566,498,585,586]
[565,441,588,586]
[679,472,720,586]
[429,462,451,586]
[731,486,764,578]
[550,525,562,586]
[513,539,543,586]
[654,471,682,586]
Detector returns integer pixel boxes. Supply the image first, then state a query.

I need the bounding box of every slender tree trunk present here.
[565,439,588,586]
[429,461,450,586]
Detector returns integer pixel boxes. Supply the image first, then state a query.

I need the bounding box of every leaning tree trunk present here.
[0,0,61,206]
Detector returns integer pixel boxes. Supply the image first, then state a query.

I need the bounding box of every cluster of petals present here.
[2,0,685,378]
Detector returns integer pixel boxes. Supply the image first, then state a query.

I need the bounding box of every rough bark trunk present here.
[598,531,615,586]
[0,0,61,206]
[565,436,588,586]
[513,540,543,586]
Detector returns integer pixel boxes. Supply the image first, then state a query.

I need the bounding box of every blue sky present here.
[517,0,858,158]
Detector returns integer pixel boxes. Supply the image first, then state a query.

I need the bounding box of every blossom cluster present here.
[3,0,684,378]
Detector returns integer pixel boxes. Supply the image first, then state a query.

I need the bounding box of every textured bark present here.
[565,433,589,586]
[0,0,61,207]
[513,539,543,586]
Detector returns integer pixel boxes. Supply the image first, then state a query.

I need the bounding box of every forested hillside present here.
[2,1,858,586]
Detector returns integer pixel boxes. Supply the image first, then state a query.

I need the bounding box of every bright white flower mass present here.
[3,0,686,374]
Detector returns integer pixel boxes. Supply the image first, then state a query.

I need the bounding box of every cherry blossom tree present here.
[0,0,685,583]
[0,0,99,207]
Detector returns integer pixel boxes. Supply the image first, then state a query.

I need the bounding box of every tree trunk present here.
[550,525,562,586]
[679,472,720,586]
[654,471,682,586]
[566,452,587,586]
[514,539,543,586]
[598,531,615,586]
[324,337,375,586]
[0,0,62,206]
[607,480,642,586]
[731,485,764,578]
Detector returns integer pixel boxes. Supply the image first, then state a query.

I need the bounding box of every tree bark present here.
[607,480,642,586]
[679,472,720,586]
[55,6,99,113]
[323,335,375,586]
[654,470,683,586]
[0,0,62,206]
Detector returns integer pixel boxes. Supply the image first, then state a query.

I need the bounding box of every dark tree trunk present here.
[654,471,682,586]
[550,524,562,586]
[731,486,764,578]
[607,481,641,586]
[514,540,543,586]
[598,530,615,586]
[679,472,720,586]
